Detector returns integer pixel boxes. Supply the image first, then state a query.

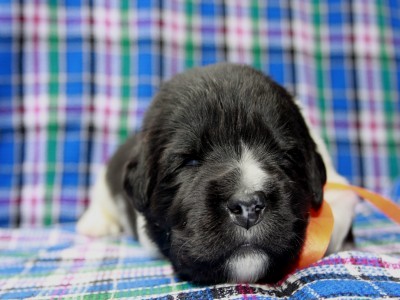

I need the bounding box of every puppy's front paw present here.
[77,207,121,237]
[77,166,122,237]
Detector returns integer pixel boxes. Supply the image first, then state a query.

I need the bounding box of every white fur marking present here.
[136,213,162,258]
[77,168,161,258]
[325,188,358,253]
[238,147,268,193]
[77,167,121,237]
[227,252,269,283]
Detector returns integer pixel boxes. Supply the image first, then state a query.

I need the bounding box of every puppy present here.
[77,63,358,284]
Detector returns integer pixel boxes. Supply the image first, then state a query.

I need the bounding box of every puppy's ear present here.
[123,141,149,213]
[309,151,327,210]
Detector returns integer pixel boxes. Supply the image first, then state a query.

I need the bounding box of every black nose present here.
[227,191,266,229]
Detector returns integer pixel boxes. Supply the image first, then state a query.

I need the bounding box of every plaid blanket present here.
[1,0,400,298]
[0,202,399,299]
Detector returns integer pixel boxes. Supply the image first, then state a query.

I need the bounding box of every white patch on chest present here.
[226,251,269,283]
[238,146,269,193]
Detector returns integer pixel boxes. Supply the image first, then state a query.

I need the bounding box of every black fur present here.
[107,63,326,284]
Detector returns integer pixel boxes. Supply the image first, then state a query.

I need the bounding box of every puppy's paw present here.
[77,207,121,237]
[77,166,122,237]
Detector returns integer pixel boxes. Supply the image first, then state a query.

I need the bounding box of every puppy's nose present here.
[227,191,266,230]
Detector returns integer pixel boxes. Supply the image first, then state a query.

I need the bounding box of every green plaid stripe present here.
[119,0,131,143]
[312,0,330,151]
[250,0,262,70]
[45,0,59,226]
[376,0,399,181]
[185,0,195,68]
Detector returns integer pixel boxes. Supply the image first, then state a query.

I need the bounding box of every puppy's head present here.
[124,64,326,283]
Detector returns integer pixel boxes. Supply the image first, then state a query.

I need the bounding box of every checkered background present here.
[0,0,399,228]
[0,1,400,298]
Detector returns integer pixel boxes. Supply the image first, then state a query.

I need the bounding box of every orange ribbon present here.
[297,198,334,269]
[325,182,400,225]
[297,182,400,270]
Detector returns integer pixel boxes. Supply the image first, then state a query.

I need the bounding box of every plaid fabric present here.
[0,205,399,299]
[0,0,399,227]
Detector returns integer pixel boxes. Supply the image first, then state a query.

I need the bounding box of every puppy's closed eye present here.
[169,154,201,170]
[182,158,200,167]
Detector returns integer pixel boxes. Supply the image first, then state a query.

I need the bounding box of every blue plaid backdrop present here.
[0,1,399,227]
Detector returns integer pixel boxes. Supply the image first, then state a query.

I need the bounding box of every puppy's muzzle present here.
[227,191,266,229]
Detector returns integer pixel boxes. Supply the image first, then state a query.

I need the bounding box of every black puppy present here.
[78,63,357,283]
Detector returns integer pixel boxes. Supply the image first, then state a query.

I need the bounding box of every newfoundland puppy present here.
[77,63,358,284]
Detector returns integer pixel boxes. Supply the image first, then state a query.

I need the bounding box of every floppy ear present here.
[309,151,327,210]
[123,138,150,213]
